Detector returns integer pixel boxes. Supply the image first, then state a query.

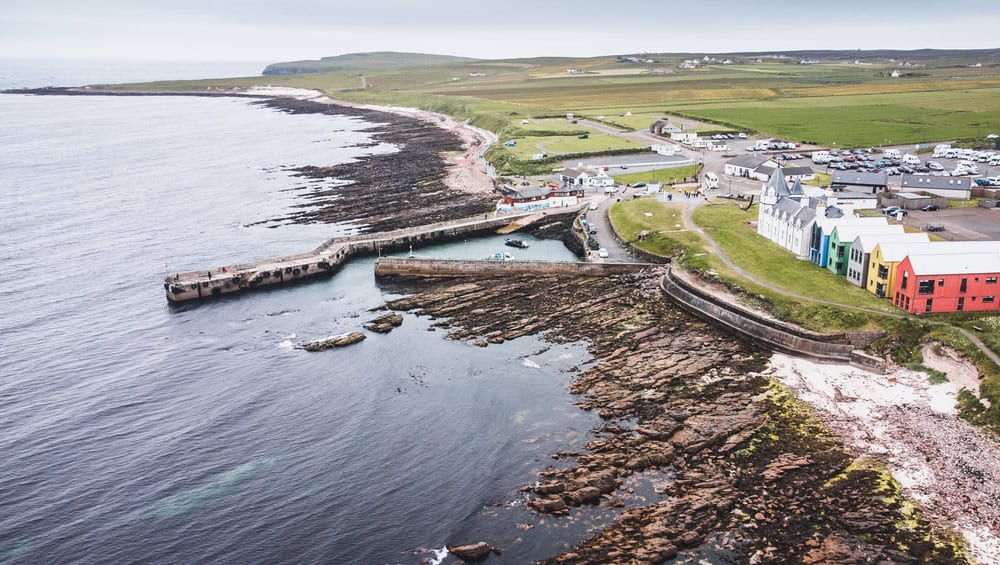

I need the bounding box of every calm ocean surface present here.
[0,62,600,564]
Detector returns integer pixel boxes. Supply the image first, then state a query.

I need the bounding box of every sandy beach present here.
[243,86,496,196]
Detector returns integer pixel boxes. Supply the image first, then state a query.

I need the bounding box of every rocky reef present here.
[385,271,970,564]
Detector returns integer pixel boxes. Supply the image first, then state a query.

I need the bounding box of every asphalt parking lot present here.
[905,207,1000,241]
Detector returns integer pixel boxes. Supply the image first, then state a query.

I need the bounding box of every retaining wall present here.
[374,257,655,278]
[661,268,885,373]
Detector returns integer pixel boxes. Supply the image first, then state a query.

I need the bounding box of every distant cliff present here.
[263,51,477,75]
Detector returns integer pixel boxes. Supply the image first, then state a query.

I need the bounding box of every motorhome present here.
[990,154,1000,166]
[704,172,719,189]
[883,149,901,160]
[811,151,830,164]
[933,144,951,158]
[902,154,921,166]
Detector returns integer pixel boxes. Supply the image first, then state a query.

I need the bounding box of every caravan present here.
[883,149,901,160]
[933,144,951,158]
[704,172,719,189]
[811,151,830,164]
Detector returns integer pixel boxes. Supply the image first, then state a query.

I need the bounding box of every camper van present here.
[811,151,830,164]
[883,149,901,160]
[933,144,951,158]
[902,154,921,166]
[704,172,719,189]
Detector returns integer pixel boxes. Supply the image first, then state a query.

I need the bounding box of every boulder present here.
[447,542,497,561]
[301,332,366,351]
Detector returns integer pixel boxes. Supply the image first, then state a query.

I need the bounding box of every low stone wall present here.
[374,257,655,278]
[661,268,886,373]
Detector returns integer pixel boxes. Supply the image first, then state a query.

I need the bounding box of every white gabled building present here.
[586,170,615,187]
[757,168,816,260]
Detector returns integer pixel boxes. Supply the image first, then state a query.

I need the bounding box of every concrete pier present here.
[164,207,582,302]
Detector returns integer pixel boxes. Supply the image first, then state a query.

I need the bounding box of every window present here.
[918,280,935,295]
[925,299,933,313]
[938,279,945,287]
[902,272,909,290]
[878,265,889,279]
[985,296,996,304]
[987,277,998,285]
[961,278,968,293]
[837,247,845,258]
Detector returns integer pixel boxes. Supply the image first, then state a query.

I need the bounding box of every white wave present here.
[522,359,541,369]
[427,546,449,565]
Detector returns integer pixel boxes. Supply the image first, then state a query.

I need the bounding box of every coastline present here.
[383,270,974,563]
[7,85,498,233]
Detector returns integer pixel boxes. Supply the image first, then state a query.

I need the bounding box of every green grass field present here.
[608,198,707,262]
[614,165,701,186]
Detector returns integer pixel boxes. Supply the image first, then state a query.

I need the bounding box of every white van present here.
[884,149,901,159]
[902,154,921,166]
[933,144,951,158]
[811,151,830,164]
[990,154,1000,166]
[704,172,719,189]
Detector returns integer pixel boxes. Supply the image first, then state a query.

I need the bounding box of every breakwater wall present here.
[164,208,582,302]
[374,257,655,278]
[660,268,886,373]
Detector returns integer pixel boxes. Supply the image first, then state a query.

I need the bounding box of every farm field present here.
[115,50,1000,152]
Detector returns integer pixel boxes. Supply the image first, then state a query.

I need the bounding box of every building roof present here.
[878,241,1000,263]
[561,168,589,178]
[727,155,770,169]
[783,166,815,177]
[853,232,930,254]
[756,165,777,179]
[906,252,1000,276]
[831,171,888,187]
[832,224,904,244]
[502,185,548,199]
[819,215,888,235]
[789,178,804,196]
[900,174,972,191]
[763,167,788,196]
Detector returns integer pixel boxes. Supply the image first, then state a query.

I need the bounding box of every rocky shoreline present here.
[383,271,970,564]
[8,87,496,235]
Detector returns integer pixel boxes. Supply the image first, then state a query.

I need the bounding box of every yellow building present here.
[868,241,1000,298]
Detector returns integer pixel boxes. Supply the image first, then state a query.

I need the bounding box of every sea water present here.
[0,62,600,563]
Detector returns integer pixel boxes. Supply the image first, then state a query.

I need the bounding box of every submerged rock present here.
[301,331,366,351]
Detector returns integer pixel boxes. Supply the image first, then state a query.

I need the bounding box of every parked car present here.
[597,248,609,258]
[927,161,944,171]
[976,178,992,187]
[924,224,945,232]
[921,204,940,212]
[630,182,646,188]
[588,201,600,210]
[738,132,748,139]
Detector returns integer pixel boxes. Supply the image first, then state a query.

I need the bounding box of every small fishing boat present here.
[504,237,530,249]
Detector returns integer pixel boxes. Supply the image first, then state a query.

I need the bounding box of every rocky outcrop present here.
[301,331,366,351]
[447,542,501,561]
[385,272,970,564]
[365,312,403,333]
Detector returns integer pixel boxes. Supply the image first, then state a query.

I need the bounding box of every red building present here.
[893,252,1000,314]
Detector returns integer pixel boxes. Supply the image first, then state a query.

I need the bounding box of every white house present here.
[689,138,712,149]
[586,170,616,188]
[724,155,778,178]
[559,168,591,185]
[670,132,697,143]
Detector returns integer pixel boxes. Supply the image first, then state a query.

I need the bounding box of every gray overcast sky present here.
[3,0,998,62]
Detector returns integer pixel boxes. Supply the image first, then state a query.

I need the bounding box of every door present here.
[958,297,965,311]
